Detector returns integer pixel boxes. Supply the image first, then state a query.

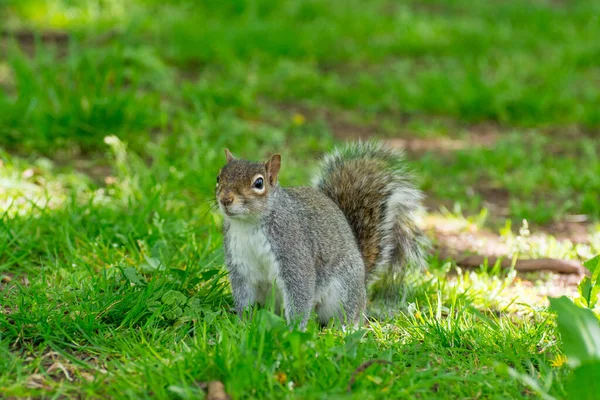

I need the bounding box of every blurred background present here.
[1,2,600,397]
[1,0,599,264]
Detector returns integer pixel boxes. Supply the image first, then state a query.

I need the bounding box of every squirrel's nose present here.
[220,195,234,206]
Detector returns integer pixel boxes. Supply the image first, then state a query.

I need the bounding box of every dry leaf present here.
[47,362,73,382]
[80,372,95,383]
[26,374,52,390]
[206,381,231,400]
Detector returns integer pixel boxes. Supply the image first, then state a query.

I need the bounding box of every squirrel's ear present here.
[224,148,235,163]
[265,154,281,186]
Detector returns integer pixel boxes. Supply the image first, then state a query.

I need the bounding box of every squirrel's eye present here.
[216,175,220,184]
[253,177,264,190]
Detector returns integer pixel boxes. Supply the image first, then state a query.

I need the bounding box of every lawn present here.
[1,0,599,398]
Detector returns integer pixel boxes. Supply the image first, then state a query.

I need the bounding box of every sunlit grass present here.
[0,131,574,398]
[4,0,128,30]
[1,0,598,397]
[0,150,95,217]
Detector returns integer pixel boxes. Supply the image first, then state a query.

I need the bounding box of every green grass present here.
[1,0,599,398]
[0,139,569,398]
[419,132,600,224]
[2,0,600,222]
[0,154,568,398]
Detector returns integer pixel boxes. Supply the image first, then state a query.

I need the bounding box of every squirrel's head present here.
[216,149,281,220]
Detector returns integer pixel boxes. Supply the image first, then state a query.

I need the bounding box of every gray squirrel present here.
[216,141,428,329]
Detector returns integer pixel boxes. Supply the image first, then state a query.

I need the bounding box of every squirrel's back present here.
[313,141,428,278]
[281,186,365,260]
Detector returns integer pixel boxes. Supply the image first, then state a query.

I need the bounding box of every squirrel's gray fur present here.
[216,141,428,329]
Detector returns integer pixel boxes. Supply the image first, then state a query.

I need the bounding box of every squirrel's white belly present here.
[227,221,281,303]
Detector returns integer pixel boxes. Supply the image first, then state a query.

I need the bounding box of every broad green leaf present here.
[366,375,383,385]
[167,385,204,399]
[566,361,600,400]
[151,240,169,259]
[582,255,600,308]
[168,268,187,281]
[583,254,600,308]
[592,285,600,310]
[256,309,285,331]
[579,277,594,308]
[164,306,184,320]
[549,296,600,367]
[583,255,600,281]
[200,268,221,280]
[146,300,162,312]
[123,267,146,286]
[139,256,164,272]
[185,298,203,311]
[162,290,187,306]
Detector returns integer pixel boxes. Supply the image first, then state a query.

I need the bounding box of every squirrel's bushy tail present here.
[313,141,429,294]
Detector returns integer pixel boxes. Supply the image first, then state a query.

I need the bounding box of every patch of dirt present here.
[1,273,30,290]
[546,124,600,139]
[71,160,114,185]
[50,147,114,185]
[424,212,589,305]
[0,61,14,90]
[276,102,379,138]
[477,187,511,216]
[275,101,599,152]
[424,214,509,257]
[1,29,70,57]
[425,212,595,258]
[18,347,109,390]
[516,273,581,300]
[1,28,123,57]
[424,194,595,246]
[276,101,598,246]
[487,272,580,310]
[387,131,498,153]
[384,121,502,155]
[541,220,593,244]
[274,102,502,152]
[2,29,70,45]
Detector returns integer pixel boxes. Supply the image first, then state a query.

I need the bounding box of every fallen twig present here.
[437,248,586,275]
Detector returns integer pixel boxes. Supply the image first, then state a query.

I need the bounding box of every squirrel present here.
[215,140,428,329]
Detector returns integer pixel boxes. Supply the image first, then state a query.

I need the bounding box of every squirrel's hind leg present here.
[315,274,367,329]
